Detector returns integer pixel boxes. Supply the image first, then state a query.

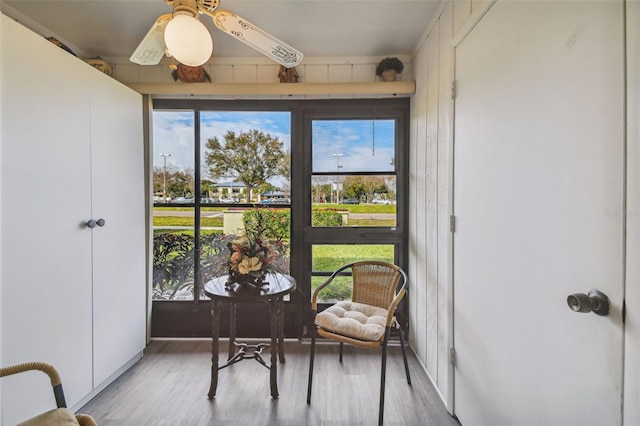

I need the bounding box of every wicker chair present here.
[0,362,97,426]
[306,261,411,426]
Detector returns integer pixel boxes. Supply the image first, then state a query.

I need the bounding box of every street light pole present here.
[332,153,343,203]
[333,153,343,169]
[159,153,171,202]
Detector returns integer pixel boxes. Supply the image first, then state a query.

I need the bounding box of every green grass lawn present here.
[313,203,396,214]
[153,202,395,228]
[311,244,394,301]
[312,244,393,271]
[154,217,223,227]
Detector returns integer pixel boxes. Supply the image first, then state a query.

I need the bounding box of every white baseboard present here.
[71,352,143,412]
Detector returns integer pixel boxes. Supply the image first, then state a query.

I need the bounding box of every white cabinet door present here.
[453,2,624,425]
[89,71,146,386]
[1,16,94,424]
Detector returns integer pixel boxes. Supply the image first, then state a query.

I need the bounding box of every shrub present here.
[311,209,343,227]
[153,232,234,300]
[243,208,290,241]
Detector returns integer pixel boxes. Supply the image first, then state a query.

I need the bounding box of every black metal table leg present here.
[208,300,221,399]
[269,297,279,398]
[228,303,236,361]
[278,298,286,363]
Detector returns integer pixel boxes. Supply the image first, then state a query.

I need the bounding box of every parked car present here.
[342,198,360,204]
[271,198,291,205]
[371,199,391,204]
[173,197,193,203]
[260,198,290,205]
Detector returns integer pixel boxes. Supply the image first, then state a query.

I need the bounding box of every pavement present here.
[153,210,393,220]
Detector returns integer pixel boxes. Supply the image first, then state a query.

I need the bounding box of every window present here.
[149,98,409,337]
[311,244,395,302]
[302,101,409,312]
[152,111,196,300]
[152,108,291,303]
[311,119,397,228]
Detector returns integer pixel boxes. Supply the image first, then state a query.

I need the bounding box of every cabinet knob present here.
[86,218,105,229]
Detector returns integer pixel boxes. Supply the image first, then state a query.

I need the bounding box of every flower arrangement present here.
[226,232,281,290]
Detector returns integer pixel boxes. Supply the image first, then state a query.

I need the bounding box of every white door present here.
[453,2,624,425]
[90,71,146,386]
[1,17,94,423]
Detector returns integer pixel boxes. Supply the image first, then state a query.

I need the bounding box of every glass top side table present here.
[204,273,296,399]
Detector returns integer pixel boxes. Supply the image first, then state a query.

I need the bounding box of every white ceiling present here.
[1,0,441,62]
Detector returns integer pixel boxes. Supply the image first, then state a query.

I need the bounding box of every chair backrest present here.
[351,261,406,309]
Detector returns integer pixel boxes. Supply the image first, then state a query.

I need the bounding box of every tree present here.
[153,165,194,199]
[343,175,389,202]
[205,129,289,202]
[343,176,366,201]
[168,168,194,198]
[201,179,216,199]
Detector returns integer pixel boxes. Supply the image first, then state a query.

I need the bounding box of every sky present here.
[311,119,395,173]
[152,110,395,187]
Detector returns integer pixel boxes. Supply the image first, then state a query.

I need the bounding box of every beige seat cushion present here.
[315,301,388,342]
[18,408,81,426]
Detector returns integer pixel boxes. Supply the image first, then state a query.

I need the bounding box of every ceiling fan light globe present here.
[164,13,213,67]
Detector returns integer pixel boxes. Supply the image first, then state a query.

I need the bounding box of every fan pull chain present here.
[372,110,376,157]
[169,57,177,71]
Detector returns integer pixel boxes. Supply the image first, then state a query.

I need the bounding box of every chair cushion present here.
[315,301,388,342]
[17,408,81,426]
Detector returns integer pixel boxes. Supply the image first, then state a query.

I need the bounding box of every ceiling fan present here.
[130,0,303,68]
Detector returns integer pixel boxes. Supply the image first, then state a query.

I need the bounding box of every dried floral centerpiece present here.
[225,231,282,291]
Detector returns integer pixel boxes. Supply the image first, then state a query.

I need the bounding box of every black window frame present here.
[150,98,409,338]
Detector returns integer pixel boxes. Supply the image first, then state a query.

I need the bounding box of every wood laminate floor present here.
[80,339,460,426]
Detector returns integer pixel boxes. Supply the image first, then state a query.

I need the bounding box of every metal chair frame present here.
[0,362,97,426]
[306,261,411,426]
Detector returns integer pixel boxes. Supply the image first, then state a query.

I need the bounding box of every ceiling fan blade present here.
[210,10,303,68]
[130,14,172,65]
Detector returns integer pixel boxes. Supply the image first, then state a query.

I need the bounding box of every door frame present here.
[449,1,498,417]
[624,0,640,423]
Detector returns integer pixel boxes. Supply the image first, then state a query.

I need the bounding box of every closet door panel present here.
[89,71,146,386]
[0,16,93,424]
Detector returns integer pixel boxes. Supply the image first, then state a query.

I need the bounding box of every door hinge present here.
[623,299,626,323]
[450,215,456,233]
[449,347,456,366]
[451,81,457,100]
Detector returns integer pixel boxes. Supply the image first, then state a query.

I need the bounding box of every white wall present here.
[408,0,465,412]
